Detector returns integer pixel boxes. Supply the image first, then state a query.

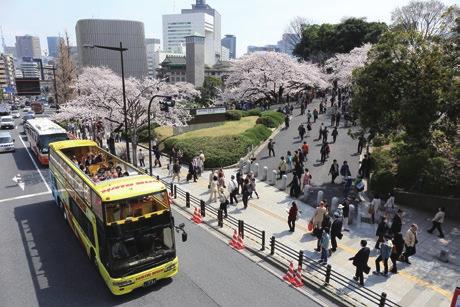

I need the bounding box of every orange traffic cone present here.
[291,265,304,287]
[283,261,295,283]
[194,208,202,224]
[191,208,198,222]
[234,233,244,250]
[229,230,238,247]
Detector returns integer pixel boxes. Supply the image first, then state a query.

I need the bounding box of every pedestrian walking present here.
[154,147,162,167]
[227,175,239,205]
[375,217,388,249]
[298,124,306,140]
[384,193,395,219]
[268,139,275,157]
[402,224,418,264]
[286,151,293,172]
[301,142,309,161]
[390,233,404,274]
[287,202,299,232]
[236,169,243,194]
[318,123,324,140]
[278,156,287,179]
[373,236,393,276]
[315,212,331,251]
[218,188,229,218]
[242,178,251,209]
[310,201,327,237]
[307,110,312,123]
[359,154,371,178]
[137,149,145,167]
[300,103,305,115]
[328,159,340,183]
[250,177,259,199]
[331,127,338,143]
[320,142,328,164]
[171,160,181,183]
[284,114,290,129]
[319,229,331,264]
[331,113,336,127]
[340,201,350,231]
[313,108,319,123]
[390,209,403,235]
[330,213,343,252]
[357,135,366,154]
[288,174,301,197]
[335,112,341,127]
[208,175,219,203]
[427,207,445,238]
[322,127,329,143]
[349,240,371,286]
[301,168,312,191]
[187,160,198,182]
[199,151,206,172]
[340,161,351,182]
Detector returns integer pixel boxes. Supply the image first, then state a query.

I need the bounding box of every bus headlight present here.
[164,263,176,273]
[113,279,134,287]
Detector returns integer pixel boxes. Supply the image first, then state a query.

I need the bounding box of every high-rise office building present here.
[145,38,161,78]
[0,53,15,91]
[221,34,236,59]
[76,19,148,78]
[15,35,42,59]
[163,0,221,66]
[47,36,64,58]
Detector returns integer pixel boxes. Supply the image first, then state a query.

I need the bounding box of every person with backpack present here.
[328,159,340,184]
[373,236,393,277]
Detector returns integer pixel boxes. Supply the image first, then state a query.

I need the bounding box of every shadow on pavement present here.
[14,201,172,307]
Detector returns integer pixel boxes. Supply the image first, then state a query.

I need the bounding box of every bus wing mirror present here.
[182,232,188,242]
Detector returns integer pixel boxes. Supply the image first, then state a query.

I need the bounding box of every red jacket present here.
[288,206,298,220]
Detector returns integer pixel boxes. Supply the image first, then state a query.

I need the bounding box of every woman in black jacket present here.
[375,217,388,249]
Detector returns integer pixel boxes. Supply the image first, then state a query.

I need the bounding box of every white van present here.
[0,132,15,152]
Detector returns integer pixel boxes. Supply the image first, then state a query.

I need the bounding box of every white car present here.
[0,132,15,152]
[11,110,20,118]
[0,116,15,129]
[23,106,31,112]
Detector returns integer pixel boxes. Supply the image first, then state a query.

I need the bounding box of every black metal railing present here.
[158,176,399,307]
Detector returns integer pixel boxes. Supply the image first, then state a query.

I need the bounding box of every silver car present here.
[0,132,15,152]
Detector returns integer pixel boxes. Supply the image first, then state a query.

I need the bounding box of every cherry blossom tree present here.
[324,43,372,87]
[223,51,327,105]
[54,66,199,164]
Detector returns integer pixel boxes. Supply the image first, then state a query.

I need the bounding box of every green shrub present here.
[138,125,158,142]
[370,170,396,196]
[420,156,457,196]
[396,150,430,190]
[244,108,262,117]
[372,134,390,147]
[371,149,393,173]
[257,111,284,128]
[163,124,271,168]
[225,110,243,121]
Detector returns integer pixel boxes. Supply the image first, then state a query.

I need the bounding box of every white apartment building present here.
[145,38,161,78]
[162,0,221,66]
[21,62,40,78]
[221,46,230,61]
[0,54,15,91]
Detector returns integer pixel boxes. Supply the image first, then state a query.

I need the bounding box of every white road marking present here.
[12,174,25,191]
[18,135,51,193]
[0,191,51,204]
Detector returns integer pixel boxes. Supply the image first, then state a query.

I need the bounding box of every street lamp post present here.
[83,42,130,162]
[147,94,174,176]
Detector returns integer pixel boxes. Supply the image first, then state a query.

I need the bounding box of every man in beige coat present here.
[402,224,418,264]
[311,201,327,230]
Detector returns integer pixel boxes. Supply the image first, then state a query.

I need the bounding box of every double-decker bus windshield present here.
[105,191,170,223]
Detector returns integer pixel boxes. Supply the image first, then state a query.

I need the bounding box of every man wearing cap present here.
[402,224,418,264]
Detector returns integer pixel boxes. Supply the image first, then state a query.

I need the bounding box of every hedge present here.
[225,110,243,121]
[164,124,271,168]
[370,170,396,196]
[256,111,284,128]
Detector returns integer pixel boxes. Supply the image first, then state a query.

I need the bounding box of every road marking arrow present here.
[12,174,25,191]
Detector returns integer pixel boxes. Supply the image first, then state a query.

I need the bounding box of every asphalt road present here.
[0,111,323,307]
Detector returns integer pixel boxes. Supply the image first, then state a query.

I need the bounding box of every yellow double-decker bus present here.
[48,139,186,295]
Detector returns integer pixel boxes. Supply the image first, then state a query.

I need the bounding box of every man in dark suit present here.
[349,240,370,286]
[390,209,403,235]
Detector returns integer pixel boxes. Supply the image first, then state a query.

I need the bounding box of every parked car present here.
[0,116,15,129]
[11,110,20,118]
[0,131,15,152]
[22,113,34,124]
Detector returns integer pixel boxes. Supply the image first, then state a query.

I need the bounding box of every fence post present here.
[217,209,223,227]
[261,230,265,251]
[170,182,174,195]
[270,236,275,255]
[238,220,244,239]
[379,292,387,307]
[174,185,177,199]
[298,250,304,267]
[200,200,206,217]
[325,264,331,284]
[185,192,190,208]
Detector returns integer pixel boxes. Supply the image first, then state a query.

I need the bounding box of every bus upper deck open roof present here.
[49,139,167,201]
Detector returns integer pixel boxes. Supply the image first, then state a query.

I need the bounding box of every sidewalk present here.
[137,152,458,307]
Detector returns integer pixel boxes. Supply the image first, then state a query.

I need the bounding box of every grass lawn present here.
[154,126,173,141]
[174,116,258,139]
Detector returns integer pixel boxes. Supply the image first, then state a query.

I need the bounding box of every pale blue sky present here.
[1,0,458,57]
